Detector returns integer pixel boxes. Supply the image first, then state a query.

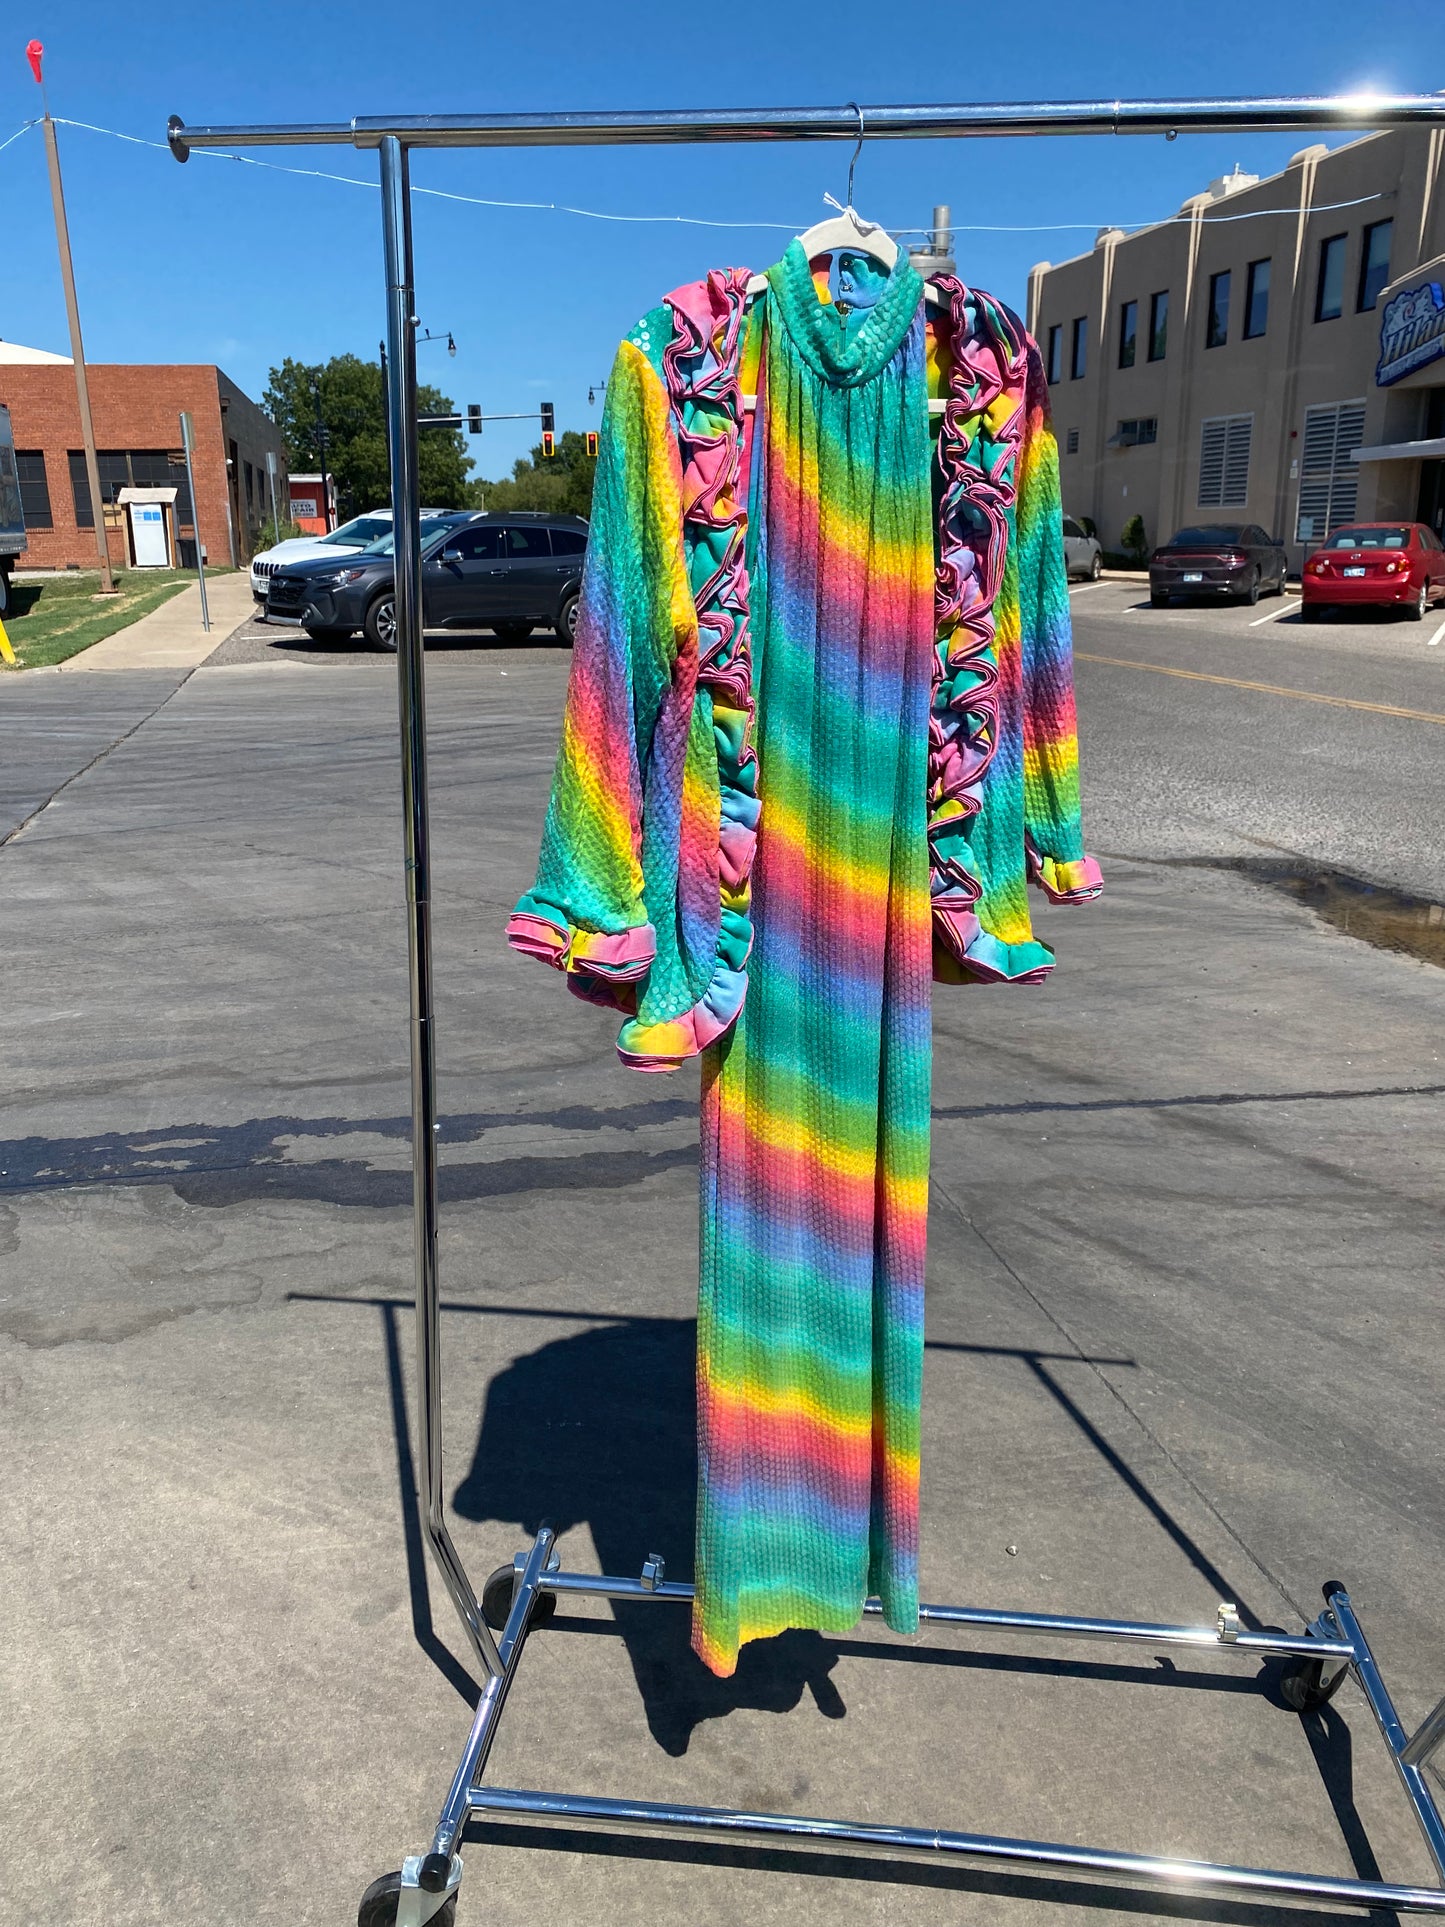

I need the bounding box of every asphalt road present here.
[2,595,1443,1927]
[211,581,1445,905]
[1067,579,1445,901]
[207,604,573,669]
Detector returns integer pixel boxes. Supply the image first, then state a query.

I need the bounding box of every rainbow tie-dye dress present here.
[508,241,1101,1678]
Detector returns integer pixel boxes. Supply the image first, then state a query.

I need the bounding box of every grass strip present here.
[3,570,221,670]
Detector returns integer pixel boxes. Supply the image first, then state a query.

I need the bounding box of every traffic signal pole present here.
[417,410,546,429]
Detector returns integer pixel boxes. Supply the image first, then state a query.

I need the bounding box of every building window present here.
[1115,418,1157,447]
[69,451,127,527]
[1315,234,1347,322]
[1198,413,1253,508]
[1070,317,1087,380]
[1295,399,1367,542]
[1205,270,1231,349]
[14,451,53,529]
[69,449,192,528]
[1066,428,1080,454]
[1244,258,1270,339]
[1046,325,1062,384]
[1148,289,1169,361]
[1358,219,1393,312]
[1118,300,1138,369]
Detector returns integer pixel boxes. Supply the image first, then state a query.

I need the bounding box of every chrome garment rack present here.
[169,95,1445,1927]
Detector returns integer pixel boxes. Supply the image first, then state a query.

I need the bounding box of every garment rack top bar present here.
[166,93,1445,156]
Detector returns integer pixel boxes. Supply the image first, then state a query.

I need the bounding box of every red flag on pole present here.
[25,40,43,84]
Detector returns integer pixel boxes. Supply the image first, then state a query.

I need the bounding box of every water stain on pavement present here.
[1274,867,1445,967]
[0,1101,700,1210]
[1161,856,1445,969]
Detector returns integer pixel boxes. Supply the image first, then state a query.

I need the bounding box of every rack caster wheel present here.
[1280,1658,1348,1713]
[482,1562,557,1632]
[358,1871,458,1926]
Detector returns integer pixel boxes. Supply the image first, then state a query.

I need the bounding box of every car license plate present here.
[1182,571,1203,582]
[1343,566,1366,577]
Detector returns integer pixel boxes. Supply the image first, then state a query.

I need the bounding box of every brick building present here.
[0,343,287,571]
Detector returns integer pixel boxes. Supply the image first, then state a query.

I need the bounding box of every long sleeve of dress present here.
[1015,345,1103,905]
[507,340,699,991]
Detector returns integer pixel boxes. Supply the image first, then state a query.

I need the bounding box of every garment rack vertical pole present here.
[168,95,1445,1927]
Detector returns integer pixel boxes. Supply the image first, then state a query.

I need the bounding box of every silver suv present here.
[1062,516,1103,582]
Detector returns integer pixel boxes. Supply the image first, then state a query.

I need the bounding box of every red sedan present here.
[1301,522,1445,622]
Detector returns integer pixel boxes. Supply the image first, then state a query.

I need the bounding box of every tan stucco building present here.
[1027,127,1445,567]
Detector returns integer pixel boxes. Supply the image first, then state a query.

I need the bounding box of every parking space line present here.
[1248,600,1300,627]
[1075,652,1445,726]
[1427,617,1445,648]
[1068,583,1101,595]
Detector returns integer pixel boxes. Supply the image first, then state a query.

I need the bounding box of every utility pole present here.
[313,381,333,532]
[27,41,115,593]
[907,203,956,279]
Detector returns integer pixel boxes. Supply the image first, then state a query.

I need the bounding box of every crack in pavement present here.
[0,667,197,850]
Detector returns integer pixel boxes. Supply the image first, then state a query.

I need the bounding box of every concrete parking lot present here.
[2,584,1443,1927]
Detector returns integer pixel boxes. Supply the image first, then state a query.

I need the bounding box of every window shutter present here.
[1301,406,1337,478]
[1198,418,1226,506]
[1198,413,1251,508]
[1222,417,1252,506]
[1328,401,1366,527]
[1295,400,1368,541]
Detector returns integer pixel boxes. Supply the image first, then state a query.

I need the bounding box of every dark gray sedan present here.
[1148,524,1288,607]
[265,511,589,650]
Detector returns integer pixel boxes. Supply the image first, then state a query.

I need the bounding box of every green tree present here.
[1120,513,1148,563]
[263,354,472,517]
[471,429,597,519]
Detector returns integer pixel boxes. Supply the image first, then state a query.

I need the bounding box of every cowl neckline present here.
[766,237,923,386]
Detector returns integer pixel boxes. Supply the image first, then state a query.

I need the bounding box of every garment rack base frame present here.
[390,1532,1445,1922]
[164,91,1445,1927]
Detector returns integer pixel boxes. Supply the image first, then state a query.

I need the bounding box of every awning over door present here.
[1352,437,1445,463]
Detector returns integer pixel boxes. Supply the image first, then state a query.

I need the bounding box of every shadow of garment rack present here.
[171,90,1445,1927]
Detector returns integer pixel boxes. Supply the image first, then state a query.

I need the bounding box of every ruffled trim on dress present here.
[1029,845,1104,904]
[927,280,1045,983]
[506,903,656,985]
[616,266,761,1072]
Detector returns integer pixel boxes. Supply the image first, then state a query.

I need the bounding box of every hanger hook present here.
[845,101,865,210]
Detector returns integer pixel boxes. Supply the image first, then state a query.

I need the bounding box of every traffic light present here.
[585,430,599,459]
[541,431,556,459]
[539,400,556,457]
[467,403,483,436]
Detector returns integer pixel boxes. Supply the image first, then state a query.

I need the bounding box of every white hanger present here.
[740,210,950,413]
[739,109,950,413]
[744,198,902,300]
[745,193,948,312]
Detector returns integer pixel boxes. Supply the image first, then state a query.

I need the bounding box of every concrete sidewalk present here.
[56,570,255,672]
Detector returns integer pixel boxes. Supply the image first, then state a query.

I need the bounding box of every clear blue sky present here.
[3,0,1443,481]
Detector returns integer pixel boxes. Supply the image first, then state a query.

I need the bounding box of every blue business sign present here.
[1376,279,1445,386]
